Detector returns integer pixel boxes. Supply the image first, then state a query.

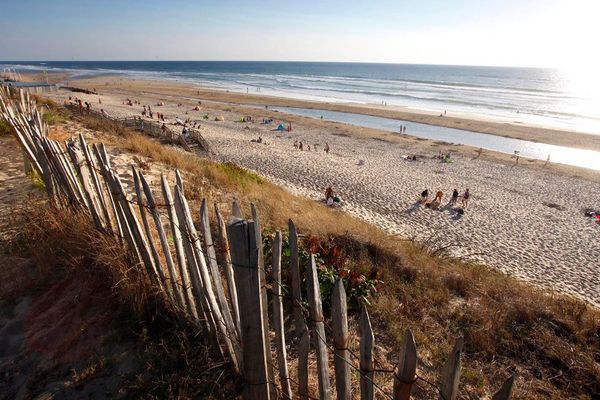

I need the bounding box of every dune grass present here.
[43,104,600,399]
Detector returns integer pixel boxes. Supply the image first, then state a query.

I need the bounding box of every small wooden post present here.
[200,199,239,346]
[175,168,184,191]
[332,279,351,400]
[93,143,123,239]
[306,254,332,400]
[227,217,271,400]
[288,219,306,338]
[360,306,374,400]
[298,326,311,400]
[439,337,463,400]
[492,375,516,400]
[160,174,198,320]
[80,134,111,230]
[139,172,186,311]
[393,330,417,400]
[173,186,229,361]
[231,200,242,218]
[250,203,276,399]
[215,203,240,334]
[271,231,293,400]
[132,166,168,293]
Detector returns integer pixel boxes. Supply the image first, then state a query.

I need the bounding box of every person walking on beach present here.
[299,142,303,151]
[448,189,459,206]
[462,188,470,208]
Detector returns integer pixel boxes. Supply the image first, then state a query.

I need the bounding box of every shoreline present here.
[65,74,600,153]
[57,75,600,183]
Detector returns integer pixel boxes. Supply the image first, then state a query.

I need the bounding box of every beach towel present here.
[276,123,285,131]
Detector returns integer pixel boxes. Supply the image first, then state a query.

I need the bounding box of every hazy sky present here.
[1,0,599,68]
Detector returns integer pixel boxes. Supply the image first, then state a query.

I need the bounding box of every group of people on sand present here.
[293,140,330,153]
[419,188,470,211]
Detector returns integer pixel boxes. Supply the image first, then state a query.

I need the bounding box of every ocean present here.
[2,61,600,134]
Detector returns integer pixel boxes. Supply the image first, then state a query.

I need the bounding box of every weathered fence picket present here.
[271,230,293,400]
[331,278,351,400]
[439,338,464,400]
[288,219,306,338]
[138,171,186,310]
[159,174,198,320]
[360,306,374,400]
[227,217,271,400]
[214,203,241,334]
[306,254,332,400]
[393,330,417,400]
[250,203,277,399]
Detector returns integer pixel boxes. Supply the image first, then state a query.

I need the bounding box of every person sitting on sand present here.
[420,189,429,204]
[324,142,330,154]
[299,142,303,151]
[462,188,470,208]
[325,186,334,202]
[429,191,443,210]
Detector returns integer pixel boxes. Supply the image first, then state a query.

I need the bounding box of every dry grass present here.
[8,203,241,399]
[37,103,600,399]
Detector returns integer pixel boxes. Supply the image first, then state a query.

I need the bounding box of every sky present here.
[1,0,599,68]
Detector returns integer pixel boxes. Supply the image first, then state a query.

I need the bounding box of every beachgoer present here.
[420,189,429,204]
[325,186,334,201]
[462,189,470,208]
[449,189,459,206]
[299,142,303,151]
[324,142,330,154]
[430,191,443,210]
[293,140,298,149]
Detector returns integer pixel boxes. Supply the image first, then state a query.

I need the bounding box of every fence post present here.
[215,203,241,334]
[227,217,271,400]
[360,306,374,400]
[160,174,198,320]
[132,166,168,294]
[139,172,186,311]
[250,203,276,399]
[93,143,123,240]
[231,200,242,218]
[271,231,293,400]
[306,254,332,400]
[173,186,229,362]
[331,278,351,400]
[298,326,311,400]
[492,375,515,400]
[106,170,162,288]
[200,199,240,347]
[439,337,463,400]
[80,134,111,230]
[393,329,417,400]
[288,219,306,338]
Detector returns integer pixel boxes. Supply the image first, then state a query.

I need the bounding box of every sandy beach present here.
[45,79,600,306]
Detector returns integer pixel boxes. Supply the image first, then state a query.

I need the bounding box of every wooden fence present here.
[64,103,212,155]
[0,87,515,400]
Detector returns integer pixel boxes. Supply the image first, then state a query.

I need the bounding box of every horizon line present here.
[0,60,560,70]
